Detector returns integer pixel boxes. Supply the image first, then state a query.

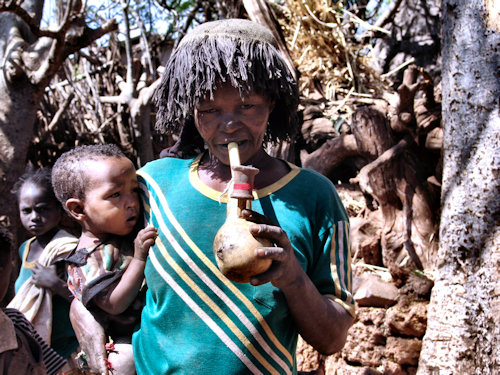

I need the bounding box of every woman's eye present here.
[199,108,217,114]
[109,192,120,198]
[21,209,31,215]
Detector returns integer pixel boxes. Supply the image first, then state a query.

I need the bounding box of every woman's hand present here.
[241,209,303,290]
[240,209,276,226]
[133,225,158,261]
[246,221,304,291]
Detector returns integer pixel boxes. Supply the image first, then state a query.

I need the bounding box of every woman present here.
[133,19,355,374]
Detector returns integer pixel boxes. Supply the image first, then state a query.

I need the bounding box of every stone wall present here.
[297,270,433,375]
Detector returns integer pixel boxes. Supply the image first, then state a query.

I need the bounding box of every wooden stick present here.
[228,142,240,175]
[227,142,240,212]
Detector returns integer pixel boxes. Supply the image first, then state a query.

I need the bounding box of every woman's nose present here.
[220,113,240,132]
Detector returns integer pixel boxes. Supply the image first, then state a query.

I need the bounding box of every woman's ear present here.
[66,198,85,222]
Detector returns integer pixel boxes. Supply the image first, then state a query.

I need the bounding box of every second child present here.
[8,167,80,372]
[52,144,157,374]
[1,223,67,375]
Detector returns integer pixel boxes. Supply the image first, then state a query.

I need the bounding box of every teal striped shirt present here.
[132,155,354,374]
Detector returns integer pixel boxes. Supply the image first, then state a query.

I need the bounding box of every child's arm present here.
[31,263,73,301]
[69,298,108,375]
[93,226,157,315]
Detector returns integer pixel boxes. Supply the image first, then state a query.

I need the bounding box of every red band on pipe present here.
[233,183,253,191]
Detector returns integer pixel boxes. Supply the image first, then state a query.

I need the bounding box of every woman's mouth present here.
[222,140,247,149]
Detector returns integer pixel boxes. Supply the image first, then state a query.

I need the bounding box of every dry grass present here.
[275,0,391,119]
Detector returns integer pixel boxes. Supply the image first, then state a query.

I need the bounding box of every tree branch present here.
[0,2,63,40]
[301,133,359,176]
[374,0,404,29]
[40,92,74,142]
[137,77,161,106]
[30,19,118,86]
[175,0,204,48]
[99,95,129,104]
[63,19,119,58]
[390,65,420,133]
[119,0,135,98]
[130,7,155,78]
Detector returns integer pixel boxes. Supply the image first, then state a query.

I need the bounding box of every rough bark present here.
[417,1,500,373]
[300,62,441,281]
[0,3,47,230]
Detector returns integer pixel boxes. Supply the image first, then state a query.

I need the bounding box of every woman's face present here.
[194,82,274,166]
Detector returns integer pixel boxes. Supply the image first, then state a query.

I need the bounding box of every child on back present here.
[51,144,157,375]
[8,167,81,372]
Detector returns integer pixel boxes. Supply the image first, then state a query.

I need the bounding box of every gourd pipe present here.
[212,142,272,282]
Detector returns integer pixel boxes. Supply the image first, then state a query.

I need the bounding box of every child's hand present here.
[31,262,61,291]
[133,225,158,261]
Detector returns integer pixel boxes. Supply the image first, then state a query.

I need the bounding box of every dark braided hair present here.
[12,166,58,205]
[155,19,299,157]
[52,144,126,212]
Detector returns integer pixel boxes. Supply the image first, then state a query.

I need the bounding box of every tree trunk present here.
[0,79,41,224]
[0,5,45,231]
[130,79,160,167]
[417,1,500,373]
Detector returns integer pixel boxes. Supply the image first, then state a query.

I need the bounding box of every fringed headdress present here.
[154,18,299,153]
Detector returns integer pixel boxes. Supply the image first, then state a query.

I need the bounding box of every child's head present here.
[154,19,299,147]
[52,144,140,239]
[12,167,62,238]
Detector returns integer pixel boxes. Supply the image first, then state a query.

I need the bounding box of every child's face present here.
[81,157,140,239]
[19,183,61,237]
